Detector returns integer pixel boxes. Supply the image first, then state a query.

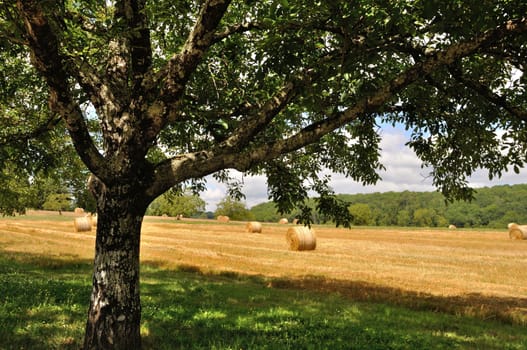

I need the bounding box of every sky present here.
[200,125,527,212]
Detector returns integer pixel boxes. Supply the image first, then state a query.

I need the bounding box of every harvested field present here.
[1,213,526,324]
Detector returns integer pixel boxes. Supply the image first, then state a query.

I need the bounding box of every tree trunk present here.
[83,182,147,349]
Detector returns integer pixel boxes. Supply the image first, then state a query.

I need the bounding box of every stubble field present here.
[0,211,526,325]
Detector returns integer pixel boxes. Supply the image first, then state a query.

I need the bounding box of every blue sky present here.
[201,124,527,211]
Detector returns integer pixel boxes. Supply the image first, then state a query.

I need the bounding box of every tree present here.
[396,209,412,227]
[215,196,254,221]
[444,201,480,228]
[42,193,72,212]
[26,141,96,212]
[146,190,205,217]
[1,1,526,348]
[348,203,373,226]
[250,202,283,222]
[413,208,435,227]
[0,136,93,213]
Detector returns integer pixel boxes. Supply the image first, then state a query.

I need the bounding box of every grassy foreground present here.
[0,252,526,350]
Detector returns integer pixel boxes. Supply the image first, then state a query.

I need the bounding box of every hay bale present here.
[292,218,299,225]
[279,218,288,224]
[74,217,92,232]
[448,224,457,230]
[217,215,230,223]
[246,221,262,233]
[74,207,85,214]
[508,223,527,240]
[90,213,97,226]
[286,226,316,251]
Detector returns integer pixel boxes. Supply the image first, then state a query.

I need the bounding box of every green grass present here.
[0,252,526,350]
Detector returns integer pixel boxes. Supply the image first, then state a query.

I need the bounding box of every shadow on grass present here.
[140,262,527,350]
[0,252,92,349]
[142,260,527,326]
[0,251,526,349]
[267,275,527,326]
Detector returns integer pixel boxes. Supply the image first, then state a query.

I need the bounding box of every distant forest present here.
[249,184,527,228]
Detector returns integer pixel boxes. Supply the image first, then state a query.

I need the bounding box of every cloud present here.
[202,173,269,211]
[201,185,227,211]
[203,126,525,211]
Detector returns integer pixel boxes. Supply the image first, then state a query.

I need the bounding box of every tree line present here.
[32,179,527,229]
[250,184,527,228]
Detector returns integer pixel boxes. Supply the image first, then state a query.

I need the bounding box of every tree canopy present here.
[338,184,527,228]
[248,184,527,228]
[146,190,206,217]
[1,1,526,220]
[214,196,254,221]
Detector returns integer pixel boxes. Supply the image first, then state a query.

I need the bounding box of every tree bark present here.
[83,181,147,349]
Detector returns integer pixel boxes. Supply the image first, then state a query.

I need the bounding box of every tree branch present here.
[145,17,527,199]
[104,0,146,97]
[256,18,527,159]
[116,0,151,92]
[211,21,262,43]
[162,0,232,99]
[449,65,527,123]
[0,114,61,147]
[68,57,118,116]
[217,78,299,151]
[140,0,232,143]
[16,0,106,179]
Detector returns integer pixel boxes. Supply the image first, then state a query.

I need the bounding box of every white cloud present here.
[201,185,227,211]
[202,173,269,211]
[203,125,526,211]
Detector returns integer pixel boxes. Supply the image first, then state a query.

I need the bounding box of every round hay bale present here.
[90,214,97,226]
[292,218,299,225]
[74,217,92,232]
[74,207,85,214]
[286,226,316,251]
[448,224,457,230]
[508,223,527,240]
[279,218,288,224]
[217,215,230,223]
[246,221,262,233]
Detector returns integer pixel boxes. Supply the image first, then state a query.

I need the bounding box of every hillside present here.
[250,184,527,228]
